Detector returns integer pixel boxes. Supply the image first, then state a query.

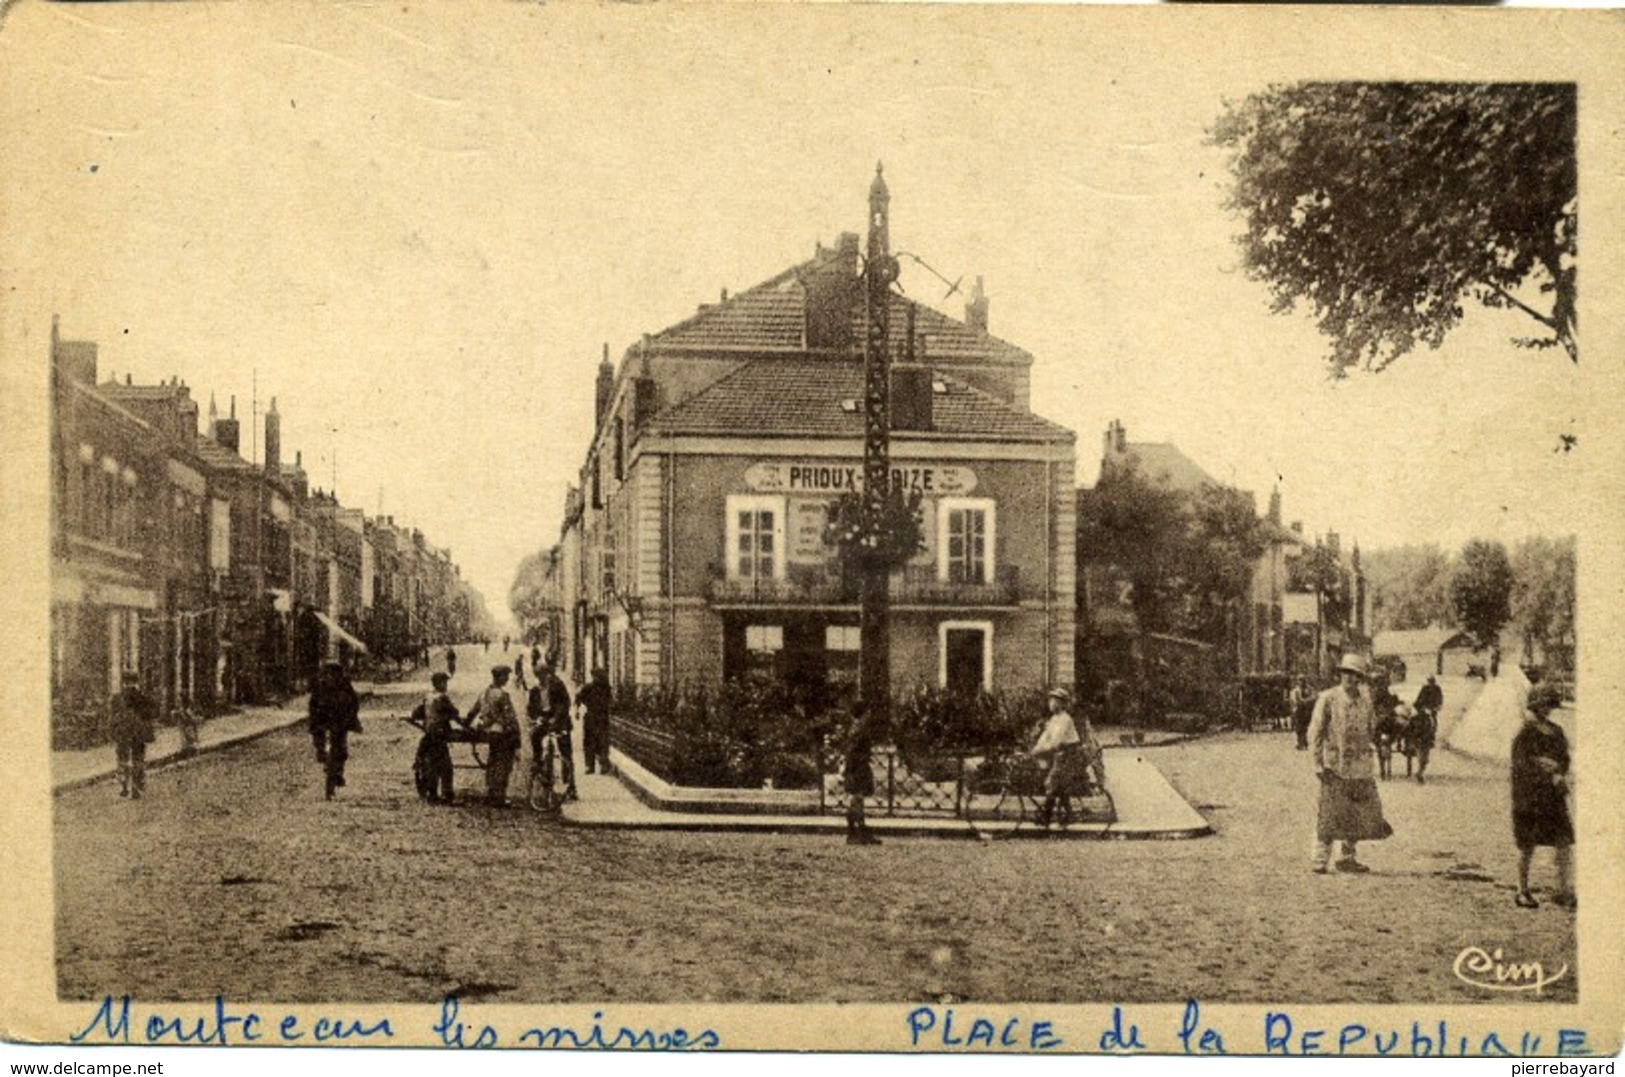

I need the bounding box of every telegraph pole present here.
[859,164,900,725]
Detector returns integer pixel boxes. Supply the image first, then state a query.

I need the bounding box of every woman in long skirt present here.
[1511,684,1574,909]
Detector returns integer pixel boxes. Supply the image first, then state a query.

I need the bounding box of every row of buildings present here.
[49,319,486,748]
[523,173,1367,711]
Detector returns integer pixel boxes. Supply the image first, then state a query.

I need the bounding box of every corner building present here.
[563,183,1076,699]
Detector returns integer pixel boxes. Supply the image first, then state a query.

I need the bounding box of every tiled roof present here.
[194,434,250,471]
[99,382,188,400]
[648,358,1071,442]
[1373,628,1474,656]
[1108,442,1219,493]
[649,259,1031,368]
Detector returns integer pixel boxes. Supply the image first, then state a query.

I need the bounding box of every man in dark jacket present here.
[309,661,362,800]
[577,668,613,776]
[418,671,460,803]
[107,683,157,799]
[528,660,576,800]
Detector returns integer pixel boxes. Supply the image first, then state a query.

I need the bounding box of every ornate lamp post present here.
[860,164,901,726]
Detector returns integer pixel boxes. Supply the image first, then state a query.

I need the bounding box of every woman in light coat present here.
[1309,654,1392,873]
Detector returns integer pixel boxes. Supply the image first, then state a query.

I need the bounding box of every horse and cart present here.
[1374,702,1438,780]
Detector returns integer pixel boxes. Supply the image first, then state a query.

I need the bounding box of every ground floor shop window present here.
[723,616,860,695]
[939,620,993,695]
[825,624,860,690]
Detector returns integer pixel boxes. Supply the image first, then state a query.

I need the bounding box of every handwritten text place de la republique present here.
[907,1002,1597,1057]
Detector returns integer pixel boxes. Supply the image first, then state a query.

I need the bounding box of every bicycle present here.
[960,749,1114,840]
[959,753,1044,840]
[526,729,567,813]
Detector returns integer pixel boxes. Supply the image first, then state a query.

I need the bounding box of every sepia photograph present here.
[2,0,1622,1058]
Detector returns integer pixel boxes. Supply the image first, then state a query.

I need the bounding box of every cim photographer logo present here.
[1453,945,1568,996]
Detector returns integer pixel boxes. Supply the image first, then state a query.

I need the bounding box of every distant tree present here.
[1510,534,1576,669]
[1363,544,1456,632]
[1290,542,1350,632]
[1451,539,1514,647]
[1079,465,1268,645]
[1210,82,1577,374]
[1182,484,1271,641]
[507,549,556,644]
[1078,465,1193,638]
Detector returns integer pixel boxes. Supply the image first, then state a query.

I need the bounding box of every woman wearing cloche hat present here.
[1511,683,1574,909]
[1307,653,1392,874]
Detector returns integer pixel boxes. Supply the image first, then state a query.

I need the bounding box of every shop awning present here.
[313,610,369,654]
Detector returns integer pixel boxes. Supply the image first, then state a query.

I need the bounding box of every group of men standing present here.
[416,648,614,808]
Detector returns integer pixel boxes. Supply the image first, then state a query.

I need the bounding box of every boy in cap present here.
[1032,687,1083,830]
[841,701,882,846]
[416,671,459,804]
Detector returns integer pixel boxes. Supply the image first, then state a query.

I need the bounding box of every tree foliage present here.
[1210,82,1577,374]
[1078,464,1269,644]
[1451,539,1514,647]
[1288,542,1351,632]
[1363,543,1455,632]
[508,548,558,644]
[1510,534,1575,669]
[823,488,926,574]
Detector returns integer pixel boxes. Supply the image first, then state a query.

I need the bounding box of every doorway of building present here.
[942,623,989,697]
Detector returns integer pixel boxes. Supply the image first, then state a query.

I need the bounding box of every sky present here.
[4,3,1618,631]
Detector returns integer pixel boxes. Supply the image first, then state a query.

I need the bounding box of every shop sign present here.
[745,461,976,495]
[788,499,830,563]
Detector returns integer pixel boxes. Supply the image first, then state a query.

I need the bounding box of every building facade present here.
[552,180,1076,699]
[48,318,484,746]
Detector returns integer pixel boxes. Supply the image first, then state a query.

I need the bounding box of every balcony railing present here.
[706,563,1020,607]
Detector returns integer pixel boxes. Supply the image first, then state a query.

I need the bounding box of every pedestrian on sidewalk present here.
[529,659,576,800]
[1308,653,1392,874]
[1411,676,1443,783]
[1512,683,1574,909]
[445,646,458,679]
[514,652,529,692]
[107,682,157,799]
[1032,687,1084,831]
[577,667,613,775]
[415,672,459,804]
[309,661,362,800]
[1407,698,1437,784]
[466,664,520,807]
[840,701,882,845]
[1290,677,1315,750]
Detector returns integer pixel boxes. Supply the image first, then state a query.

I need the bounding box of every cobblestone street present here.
[54,682,1577,1006]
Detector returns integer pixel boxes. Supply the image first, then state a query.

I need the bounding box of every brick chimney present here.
[1103,419,1128,462]
[965,275,988,332]
[216,396,241,454]
[802,233,860,351]
[50,316,99,385]
[595,344,614,430]
[264,396,281,473]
